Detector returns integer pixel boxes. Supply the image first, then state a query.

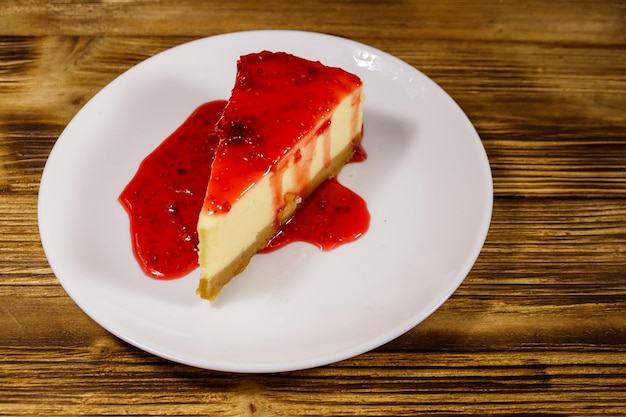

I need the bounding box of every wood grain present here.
[1,0,626,415]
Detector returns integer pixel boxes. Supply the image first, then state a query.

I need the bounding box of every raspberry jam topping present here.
[203,51,363,215]
[262,176,369,252]
[119,100,225,279]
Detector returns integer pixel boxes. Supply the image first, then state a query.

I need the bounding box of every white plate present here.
[38,30,492,373]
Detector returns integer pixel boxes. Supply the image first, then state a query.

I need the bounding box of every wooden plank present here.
[0,0,624,46]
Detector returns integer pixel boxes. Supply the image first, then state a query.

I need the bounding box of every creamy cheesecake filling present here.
[196,87,363,300]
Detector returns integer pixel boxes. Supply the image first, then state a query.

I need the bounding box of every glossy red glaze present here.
[262,177,370,252]
[203,51,363,215]
[119,100,225,279]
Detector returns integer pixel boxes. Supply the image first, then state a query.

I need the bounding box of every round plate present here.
[38,30,492,373]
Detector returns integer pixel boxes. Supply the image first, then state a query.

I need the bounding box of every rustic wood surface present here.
[1,1,626,415]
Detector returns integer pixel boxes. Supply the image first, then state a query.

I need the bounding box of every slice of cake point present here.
[196,51,364,300]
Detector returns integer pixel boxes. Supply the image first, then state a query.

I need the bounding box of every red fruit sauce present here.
[119,100,225,279]
[262,177,369,253]
[120,53,369,280]
[204,51,364,216]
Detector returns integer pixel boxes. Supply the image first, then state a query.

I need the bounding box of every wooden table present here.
[2,1,625,415]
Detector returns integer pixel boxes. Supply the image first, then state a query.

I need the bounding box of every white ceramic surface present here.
[38,30,493,373]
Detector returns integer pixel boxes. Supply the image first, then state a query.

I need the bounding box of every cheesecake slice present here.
[196,51,364,300]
